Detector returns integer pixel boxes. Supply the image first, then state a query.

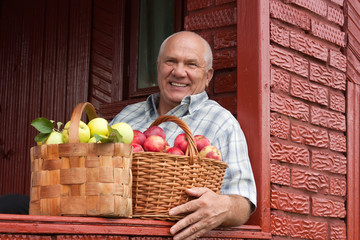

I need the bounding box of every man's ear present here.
[205,68,214,87]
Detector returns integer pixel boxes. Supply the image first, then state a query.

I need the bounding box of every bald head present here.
[157,31,213,72]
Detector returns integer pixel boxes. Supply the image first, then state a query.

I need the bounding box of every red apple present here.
[144,126,166,139]
[174,133,188,153]
[199,145,222,161]
[165,146,184,155]
[131,143,144,153]
[194,135,211,152]
[143,135,167,152]
[132,130,146,146]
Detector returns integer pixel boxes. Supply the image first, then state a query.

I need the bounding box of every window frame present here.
[126,0,184,99]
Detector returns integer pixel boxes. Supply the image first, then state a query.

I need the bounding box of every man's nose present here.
[172,64,187,77]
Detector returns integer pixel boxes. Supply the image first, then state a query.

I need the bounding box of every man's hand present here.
[169,187,251,240]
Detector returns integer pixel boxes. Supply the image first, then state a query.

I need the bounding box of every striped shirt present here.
[110,91,257,208]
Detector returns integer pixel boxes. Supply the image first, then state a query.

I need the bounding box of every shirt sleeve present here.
[217,117,257,208]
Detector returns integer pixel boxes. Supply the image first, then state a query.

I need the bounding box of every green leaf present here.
[94,134,114,143]
[108,125,123,143]
[31,118,54,133]
[34,132,51,143]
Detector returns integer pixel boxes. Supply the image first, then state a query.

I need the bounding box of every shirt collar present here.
[145,91,209,118]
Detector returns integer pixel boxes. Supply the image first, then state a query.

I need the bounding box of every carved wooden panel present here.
[270,139,309,166]
[270,93,309,122]
[311,150,347,174]
[271,189,309,214]
[184,6,236,30]
[310,62,346,90]
[291,169,329,193]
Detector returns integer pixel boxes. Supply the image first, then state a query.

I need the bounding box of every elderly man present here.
[110,31,256,240]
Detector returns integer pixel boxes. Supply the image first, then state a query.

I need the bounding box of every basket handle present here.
[150,115,199,165]
[68,102,98,143]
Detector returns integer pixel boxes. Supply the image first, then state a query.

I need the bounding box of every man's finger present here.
[169,199,197,216]
[185,187,209,197]
[170,211,204,236]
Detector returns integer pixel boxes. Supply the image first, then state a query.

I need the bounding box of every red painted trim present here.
[237,0,271,232]
[347,81,360,240]
[0,214,271,239]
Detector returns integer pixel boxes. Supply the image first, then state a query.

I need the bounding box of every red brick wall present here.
[269,0,347,239]
[184,0,238,115]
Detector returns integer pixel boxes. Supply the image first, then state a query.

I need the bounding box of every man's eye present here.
[187,63,197,67]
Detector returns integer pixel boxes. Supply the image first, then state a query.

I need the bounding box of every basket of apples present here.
[29,102,133,218]
[130,115,228,221]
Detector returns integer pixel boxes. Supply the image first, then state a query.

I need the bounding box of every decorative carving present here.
[185,7,236,30]
[291,169,329,193]
[213,28,237,49]
[270,46,309,77]
[270,0,311,30]
[270,138,309,166]
[328,5,345,26]
[286,0,327,17]
[187,0,212,11]
[330,176,346,196]
[311,19,346,47]
[213,49,236,70]
[271,214,327,239]
[271,93,309,121]
[291,123,328,148]
[271,67,290,92]
[312,197,346,218]
[329,132,346,152]
[271,189,310,214]
[310,62,346,90]
[270,22,290,47]
[290,31,328,61]
[271,163,291,186]
[311,150,347,174]
[329,49,347,72]
[330,224,347,240]
[290,77,328,106]
[270,113,290,139]
[330,91,346,113]
[310,106,346,131]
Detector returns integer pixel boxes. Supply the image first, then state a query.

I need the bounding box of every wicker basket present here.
[29,102,133,217]
[132,115,228,220]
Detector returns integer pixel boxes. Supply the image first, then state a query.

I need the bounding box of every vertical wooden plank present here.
[0,0,26,194]
[41,0,58,118]
[24,0,46,194]
[65,0,92,120]
[347,82,360,240]
[53,0,70,123]
[112,0,125,102]
[237,0,271,231]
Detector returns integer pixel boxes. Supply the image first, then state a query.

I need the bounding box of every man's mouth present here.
[170,82,188,87]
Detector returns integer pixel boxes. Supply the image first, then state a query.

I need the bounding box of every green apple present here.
[46,131,64,145]
[88,136,97,143]
[111,122,134,144]
[88,117,109,137]
[62,120,91,143]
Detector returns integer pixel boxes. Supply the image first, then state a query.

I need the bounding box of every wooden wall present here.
[269,0,348,238]
[0,0,92,195]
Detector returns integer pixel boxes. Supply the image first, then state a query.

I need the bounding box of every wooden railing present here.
[0,214,271,239]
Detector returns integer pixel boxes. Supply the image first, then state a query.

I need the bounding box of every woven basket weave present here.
[132,115,228,221]
[29,102,133,217]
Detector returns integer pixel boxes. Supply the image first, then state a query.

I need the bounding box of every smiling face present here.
[157,32,214,115]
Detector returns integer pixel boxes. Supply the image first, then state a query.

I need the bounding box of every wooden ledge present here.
[0,214,271,239]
